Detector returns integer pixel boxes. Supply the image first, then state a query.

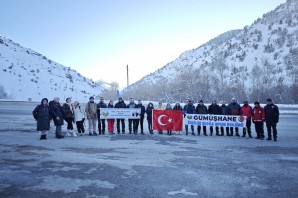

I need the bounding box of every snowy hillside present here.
[0,36,106,102]
[123,0,298,104]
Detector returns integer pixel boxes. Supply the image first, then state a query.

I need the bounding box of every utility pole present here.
[126,64,129,87]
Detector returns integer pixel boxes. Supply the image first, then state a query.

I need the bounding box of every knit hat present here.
[254,101,260,105]
[266,98,272,102]
[89,96,94,100]
[199,100,204,103]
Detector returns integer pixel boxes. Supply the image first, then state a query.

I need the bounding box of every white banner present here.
[100,108,141,119]
[185,114,247,128]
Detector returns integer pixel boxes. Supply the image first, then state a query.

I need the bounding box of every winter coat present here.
[146,103,154,121]
[241,105,253,120]
[228,102,241,115]
[97,101,107,116]
[183,104,196,114]
[108,103,114,108]
[220,104,230,115]
[252,106,265,122]
[115,101,127,108]
[165,103,172,110]
[173,104,183,111]
[85,101,97,119]
[127,102,136,108]
[135,104,145,118]
[208,104,221,115]
[264,103,279,123]
[74,105,85,122]
[32,98,51,131]
[62,103,74,119]
[49,100,64,126]
[196,104,208,114]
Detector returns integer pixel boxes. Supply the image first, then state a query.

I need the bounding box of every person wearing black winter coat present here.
[227,98,241,136]
[134,100,146,134]
[220,101,231,136]
[32,98,51,140]
[115,97,126,134]
[146,102,154,134]
[97,97,107,135]
[264,98,279,141]
[208,100,221,136]
[196,100,208,136]
[62,97,75,137]
[49,97,64,139]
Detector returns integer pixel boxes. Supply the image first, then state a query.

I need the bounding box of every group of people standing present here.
[181,98,279,141]
[32,96,279,142]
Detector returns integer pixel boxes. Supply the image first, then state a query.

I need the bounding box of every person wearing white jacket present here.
[73,101,86,136]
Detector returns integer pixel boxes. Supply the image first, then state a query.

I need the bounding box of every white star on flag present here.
[168,118,172,123]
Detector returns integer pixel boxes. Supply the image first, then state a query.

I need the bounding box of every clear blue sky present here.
[0,0,286,89]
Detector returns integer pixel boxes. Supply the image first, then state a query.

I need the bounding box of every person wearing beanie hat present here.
[264,98,279,141]
[240,101,253,138]
[228,98,241,136]
[85,96,98,136]
[196,100,208,136]
[252,101,265,140]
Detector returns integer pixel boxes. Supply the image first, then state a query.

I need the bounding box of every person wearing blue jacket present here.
[183,100,196,135]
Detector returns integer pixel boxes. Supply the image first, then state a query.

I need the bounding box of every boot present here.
[191,132,195,136]
[248,134,253,138]
[274,137,277,142]
[210,132,213,136]
[40,135,45,140]
[56,134,64,139]
[236,133,240,137]
[226,132,230,136]
[186,132,188,135]
[204,132,208,136]
[72,130,77,137]
[197,132,200,136]
[242,134,246,137]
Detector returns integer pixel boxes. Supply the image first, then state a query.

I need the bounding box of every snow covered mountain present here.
[0,36,105,102]
[122,0,298,104]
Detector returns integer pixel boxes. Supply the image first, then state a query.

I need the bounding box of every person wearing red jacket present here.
[252,101,265,140]
[240,101,253,138]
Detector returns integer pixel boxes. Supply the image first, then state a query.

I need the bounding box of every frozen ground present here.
[0,101,298,198]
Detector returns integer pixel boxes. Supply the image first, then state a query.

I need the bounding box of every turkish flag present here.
[152,110,183,131]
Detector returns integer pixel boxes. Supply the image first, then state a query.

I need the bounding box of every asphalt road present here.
[0,101,298,198]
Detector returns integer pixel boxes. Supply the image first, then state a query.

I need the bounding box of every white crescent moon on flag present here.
[157,115,167,125]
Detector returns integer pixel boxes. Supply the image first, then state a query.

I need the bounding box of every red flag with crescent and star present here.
[152,110,183,131]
